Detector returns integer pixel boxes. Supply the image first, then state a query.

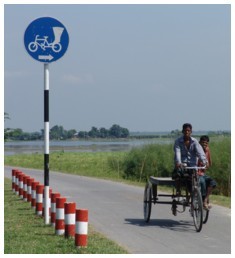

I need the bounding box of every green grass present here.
[4,178,128,254]
[5,151,126,180]
[209,194,231,208]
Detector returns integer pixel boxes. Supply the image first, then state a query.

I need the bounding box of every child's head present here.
[199,135,209,151]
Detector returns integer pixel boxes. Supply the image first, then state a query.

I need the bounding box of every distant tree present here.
[67,129,77,139]
[4,112,10,121]
[78,131,89,138]
[120,127,129,138]
[170,129,181,137]
[109,124,129,138]
[4,112,10,141]
[7,128,23,140]
[109,124,121,138]
[88,126,100,138]
[12,128,23,138]
[4,129,10,141]
[29,132,42,140]
[50,125,65,140]
[99,127,109,138]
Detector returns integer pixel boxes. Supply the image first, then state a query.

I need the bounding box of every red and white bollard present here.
[31,181,39,209]
[18,173,25,199]
[15,170,22,195]
[12,169,17,192]
[36,184,44,216]
[14,171,21,195]
[64,202,76,238]
[51,192,61,227]
[55,197,67,235]
[23,175,30,201]
[27,178,34,202]
[75,209,88,248]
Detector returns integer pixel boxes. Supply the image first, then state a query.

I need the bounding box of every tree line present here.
[4,124,130,141]
[4,112,230,141]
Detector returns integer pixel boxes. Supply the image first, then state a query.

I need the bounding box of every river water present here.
[4,138,173,155]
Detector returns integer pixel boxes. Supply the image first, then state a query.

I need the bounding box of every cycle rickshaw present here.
[143,165,209,232]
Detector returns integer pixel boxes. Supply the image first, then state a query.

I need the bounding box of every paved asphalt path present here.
[5,166,231,254]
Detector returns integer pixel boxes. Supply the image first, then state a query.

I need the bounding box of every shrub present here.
[207,137,231,196]
[122,144,174,182]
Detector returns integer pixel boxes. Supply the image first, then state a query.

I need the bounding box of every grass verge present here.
[5,151,125,180]
[4,178,128,254]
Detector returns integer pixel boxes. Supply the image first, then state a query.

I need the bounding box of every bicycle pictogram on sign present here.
[28,27,64,53]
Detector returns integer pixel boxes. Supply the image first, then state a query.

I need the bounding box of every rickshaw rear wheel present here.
[143,183,152,222]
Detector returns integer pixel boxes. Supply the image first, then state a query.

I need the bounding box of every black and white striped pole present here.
[44,63,50,225]
[24,17,69,225]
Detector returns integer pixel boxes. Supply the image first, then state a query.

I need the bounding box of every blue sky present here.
[3,2,232,132]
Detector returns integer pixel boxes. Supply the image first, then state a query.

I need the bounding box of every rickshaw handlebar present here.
[184,166,206,170]
[180,163,206,170]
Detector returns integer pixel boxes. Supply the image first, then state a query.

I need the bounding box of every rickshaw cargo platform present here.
[149,176,175,186]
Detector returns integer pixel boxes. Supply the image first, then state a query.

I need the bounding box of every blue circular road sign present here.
[24,17,69,63]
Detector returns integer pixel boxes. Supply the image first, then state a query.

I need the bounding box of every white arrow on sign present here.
[38,54,54,61]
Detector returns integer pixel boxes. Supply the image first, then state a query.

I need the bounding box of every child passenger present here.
[198,135,217,209]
